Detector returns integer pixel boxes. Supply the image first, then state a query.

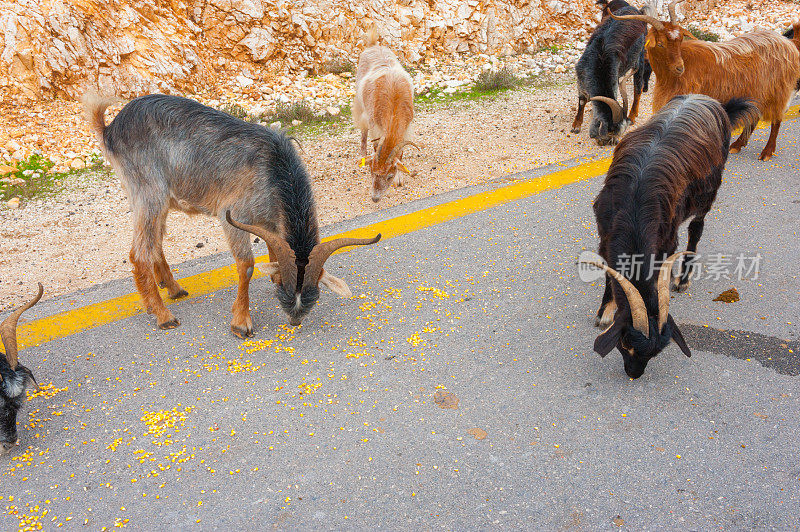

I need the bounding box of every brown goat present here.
[612,0,800,161]
[352,28,418,202]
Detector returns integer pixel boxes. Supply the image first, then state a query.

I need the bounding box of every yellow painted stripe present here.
[14,104,800,350]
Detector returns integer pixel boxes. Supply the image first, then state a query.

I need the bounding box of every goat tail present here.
[364,26,379,48]
[722,98,760,131]
[82,93,123,145]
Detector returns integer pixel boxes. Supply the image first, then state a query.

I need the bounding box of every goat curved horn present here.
[667,0,685,25]
[583,261,649,336]
[590,96,624,125]
[303,234,382,290]
[387,140,421,163]
[374,138,385,160]
[1,282,43,372]
[657,251,689,330]
[225,211,298,292]
[609,11,665,31]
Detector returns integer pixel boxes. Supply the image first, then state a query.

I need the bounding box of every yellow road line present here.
[14,104,800,350]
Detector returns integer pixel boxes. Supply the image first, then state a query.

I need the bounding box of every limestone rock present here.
[0,0,604,101]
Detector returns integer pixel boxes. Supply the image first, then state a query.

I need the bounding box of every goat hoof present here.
[759,153,772,161]
[169,289,189,300]
[159,317,181,329]
[231,325,254,339]
[729,147,741,154]
[594,314,612,329]
[570,127,581,134]
[671,278,691,293]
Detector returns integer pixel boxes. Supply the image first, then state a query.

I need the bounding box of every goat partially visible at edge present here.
[612,0,800,160]
[572,0,653,145]
[85,94,380,335]
[586,94,759,378]
[353,28,419,202]
[785,22,800,89]
[1,283,43,455]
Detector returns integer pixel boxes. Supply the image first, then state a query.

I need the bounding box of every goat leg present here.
[154,251,188,299]
[571,96,588,134]
[595,274,616,328]
[231,257,255,339]
[628,73,643,124]
[130,249,179,329]
[673,216,705,292]
[758,120,781,161]
[266,244,282,284]
[729,121,755,153]
[360,129,369,157]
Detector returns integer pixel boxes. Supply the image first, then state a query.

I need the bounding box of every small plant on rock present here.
[218,102,261,122]
[322,58,356,75]
[475,67,520,92]
[687,25,720,42]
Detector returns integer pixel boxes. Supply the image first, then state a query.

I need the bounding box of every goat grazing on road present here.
[585,94,759,378]
[353,28,418,202]
[785,22,800,89]
[86,94,380,336]
[573,0,653,145]
[611,0,800,160]
[1,283,43,454]
[598,0,653,91]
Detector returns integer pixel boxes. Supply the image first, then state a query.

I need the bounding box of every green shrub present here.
[687,25,720,42]
[218,102,261,122]
[474,67,520,92]
[271,101,318,124]
[322,58,355,75]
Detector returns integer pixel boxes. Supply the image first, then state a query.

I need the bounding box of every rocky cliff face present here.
[0,0,608,101]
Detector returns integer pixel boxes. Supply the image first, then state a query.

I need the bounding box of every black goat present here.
[786,23,800,90]
[573,0,653,145]
[599,1,653,93]
[1,283,43,454]
[85,94,380,335]
[584,95,759,378]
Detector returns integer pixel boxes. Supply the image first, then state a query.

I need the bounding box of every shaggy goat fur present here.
[591,94,759,378]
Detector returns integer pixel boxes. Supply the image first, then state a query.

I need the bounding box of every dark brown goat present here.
[585,94,759,378]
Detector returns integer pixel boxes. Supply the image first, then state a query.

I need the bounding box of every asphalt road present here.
[2,115,799,530]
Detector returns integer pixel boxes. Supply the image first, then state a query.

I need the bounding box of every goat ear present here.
[319,269,352,298]
[681,29,697,40]
[396,161,410,174]
[255,262,280,276]
[667,315,692,357]
[358,157,372,168]
[594,318,625,358]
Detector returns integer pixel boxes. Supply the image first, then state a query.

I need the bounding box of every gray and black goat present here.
[785,22,800,90]
[572,0,654,145]
[1,283,43,454]
[584,94,759,378]
[85,94,380,336]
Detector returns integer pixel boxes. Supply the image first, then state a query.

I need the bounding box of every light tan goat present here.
[352,28,418,202]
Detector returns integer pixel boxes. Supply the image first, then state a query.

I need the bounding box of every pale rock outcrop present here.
[0,0,602,100]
